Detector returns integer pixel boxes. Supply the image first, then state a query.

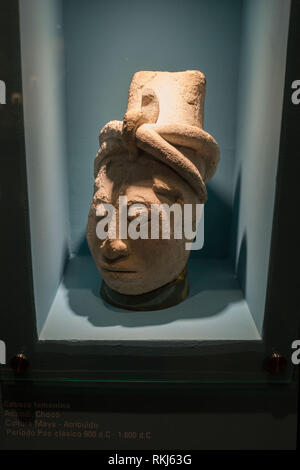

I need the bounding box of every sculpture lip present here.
[101,266,137,273]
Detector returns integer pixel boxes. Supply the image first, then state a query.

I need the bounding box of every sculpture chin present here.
[99,268,141,296]
[99,262,186,296]
[100,266,189,311]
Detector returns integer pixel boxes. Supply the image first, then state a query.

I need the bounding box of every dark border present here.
[0,0,38,363]
[263,0,300,353]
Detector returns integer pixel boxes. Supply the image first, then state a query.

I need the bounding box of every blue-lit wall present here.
[20,0,70,333]
[232,0,291,333]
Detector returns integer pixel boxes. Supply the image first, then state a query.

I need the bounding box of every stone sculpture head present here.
[86,70,219,307]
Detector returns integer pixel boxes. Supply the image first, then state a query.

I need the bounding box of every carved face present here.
[86,151,199,295]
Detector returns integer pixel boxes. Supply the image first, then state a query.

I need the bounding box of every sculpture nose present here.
[101,238,128,262]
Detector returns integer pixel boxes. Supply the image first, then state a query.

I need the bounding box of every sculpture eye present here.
[127,204,150,224]
[127,213,138,223]
[127,211,146,222]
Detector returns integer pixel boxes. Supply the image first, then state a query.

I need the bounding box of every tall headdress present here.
[96,70,220,202]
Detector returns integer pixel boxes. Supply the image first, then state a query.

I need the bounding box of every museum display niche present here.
[0,0,299,386]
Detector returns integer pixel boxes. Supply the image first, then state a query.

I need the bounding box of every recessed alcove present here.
[19,0,291,342]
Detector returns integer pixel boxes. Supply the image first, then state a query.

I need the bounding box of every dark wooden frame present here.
[0,0,299,386]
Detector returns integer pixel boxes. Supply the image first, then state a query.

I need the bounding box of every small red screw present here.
[11,353,29,374]
[265,352,287,373]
